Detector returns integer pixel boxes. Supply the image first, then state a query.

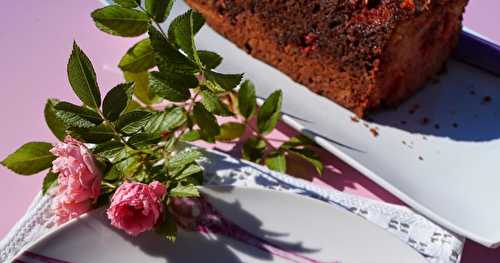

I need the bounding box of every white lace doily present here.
[0,148,464,263]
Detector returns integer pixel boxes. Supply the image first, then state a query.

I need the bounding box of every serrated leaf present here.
[42,170,58,194]
[146,0,174,23]
[192,103,220,140]
[148,26,198,74]
[288,148,323,175]
[215,122,245,141]
[238,80,257,119]
[119,39,155,73]
[241,137,266,163]
[149,71,196,102]
[168,150,202,171]
[91,6,150,37]
[117,110,152,134]
[103,82,134,121]
[200,90,233,116]
[54,101,103,128]
[168,10,199,61]
[144,107,187,135]
[44,99,67,141]
[123,71,160,105]
[169,183,199,197]
[155,210,177,242]
[204,70,243,91]
[180,130,201,142]
[257,90,282,135]
[1,142,55,175]
[128,133,161,147]
[94,141,125,161]
[280,134,316,150]
[68,42,101,109]
[265,151,286,173]
[114,0,139,8]
[69,124,114,143]
[198,50,222,70]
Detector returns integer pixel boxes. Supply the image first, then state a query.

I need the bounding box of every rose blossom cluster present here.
[50,136,102,224]
[50,136,168,236]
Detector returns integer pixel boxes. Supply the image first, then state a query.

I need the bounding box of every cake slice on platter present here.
[185,0,469,116]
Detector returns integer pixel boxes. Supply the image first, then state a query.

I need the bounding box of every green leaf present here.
[288,148,324,175]
[168,10,199,61]
[148,26,198,74]
[200,90,233,116]
[44,99,67,141]
[145,0,174,23]
[1,142,55,175]
[155,210,177,242]
[91,6,150,37]
[174,163,203,181]
[241,137,266,163]
[124,100,141,113]
[69,124,114,143]
[103,82,134,121]
[123,71,160,105]
[54,101,103,128]
[144,107,187,135]
[119,39,155,73]
[167,149,202,171]
[169,183,199,197]
[67,42,101,109]
[237,80,257,119]
[128,133,161,147]
[94,141,125,161]
[265,151,286,173]
[42,170,58,194]
[257,90,282,135]
[204,70,243,91]
[198,50,222,70]
[192,103,220,140]
[191,12,205,35]
[114,0,139,8]
[280,134,316,150]
[180,130,201,142]
[149,71,197,102]
[215,122,245,141]
[117,110,152,134]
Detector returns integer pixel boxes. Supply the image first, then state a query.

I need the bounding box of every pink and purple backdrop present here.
[0,1,498,262]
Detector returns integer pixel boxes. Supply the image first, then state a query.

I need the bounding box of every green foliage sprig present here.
[1,0,325,240]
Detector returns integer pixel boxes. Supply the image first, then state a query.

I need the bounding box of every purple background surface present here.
[0,1,499,262]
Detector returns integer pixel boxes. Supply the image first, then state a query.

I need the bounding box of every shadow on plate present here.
[369,60,500,142]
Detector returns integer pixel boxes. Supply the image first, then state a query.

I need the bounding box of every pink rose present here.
[52,195,92,224]
[50,136,101,224]
[107,181,166,236]
[51,136,101,202]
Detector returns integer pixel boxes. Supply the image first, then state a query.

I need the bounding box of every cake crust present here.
[186,0,469,116]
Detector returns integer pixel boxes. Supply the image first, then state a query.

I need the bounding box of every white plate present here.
[101,1,500,247]
[13,186,425,263]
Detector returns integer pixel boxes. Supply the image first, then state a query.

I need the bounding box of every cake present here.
[185,0,469,116]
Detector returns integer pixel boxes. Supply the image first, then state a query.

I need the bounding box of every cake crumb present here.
[469,90,476,95]
[402,140,406,145]
[452,122,459,128]
[483,96,492,104]
[370,127,379,137]
[418,156,424,161]
[420,117,430,125]
[350,116,360,123]
[434,124,440,129]
[400,120,407,125]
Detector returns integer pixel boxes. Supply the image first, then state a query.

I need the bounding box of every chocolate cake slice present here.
[185,0,469,116]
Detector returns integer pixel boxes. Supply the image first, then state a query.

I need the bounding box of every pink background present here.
[0,1,499,262]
